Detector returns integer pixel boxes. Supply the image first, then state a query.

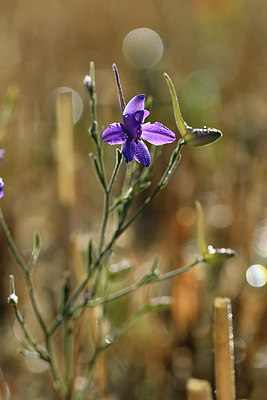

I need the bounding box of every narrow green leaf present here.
[88,239,97,275]
[164,73,187,138]
[116,148,122,165]
[28,232,41,272]
[89,153,106,189]
[151,255,159,274]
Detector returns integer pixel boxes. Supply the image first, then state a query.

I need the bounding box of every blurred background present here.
[0,0,266,399]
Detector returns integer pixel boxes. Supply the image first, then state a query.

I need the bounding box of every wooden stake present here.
[186,378,213,400]
[56,91,75,207]
[213,297,236,400]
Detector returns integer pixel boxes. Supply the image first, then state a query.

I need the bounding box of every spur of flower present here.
[102,94,176,167]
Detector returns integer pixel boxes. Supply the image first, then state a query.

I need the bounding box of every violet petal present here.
[102,123,127,144]
[143,110,150,122]
[122,138,136,163]
[133,140,151,167]
[123,95,145,115]
[141,122,176,145]
[123,113,142,140]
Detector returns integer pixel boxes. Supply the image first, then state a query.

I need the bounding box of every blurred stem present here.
[62,279,72,395]
[0,208,27,274]
[80,306,150,399]
[0,208,64,395]
[99,151,122,254]
[0,209,47,334]
[13,304,49,361]
[89,62,107,192]
[90,255,203,307]
[100,306,149,349]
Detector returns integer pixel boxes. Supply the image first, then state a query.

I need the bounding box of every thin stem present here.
[45,335,65,395]
[64,320,72,395]
[90,255,202,306]
[0,208,27,274]
[99,151,122,253]
[80,306,149,399]
[0,208,64,394]
[0,209,48,335]
[13,305,49,362]
[98,191,109,253]
[26,270,48,335]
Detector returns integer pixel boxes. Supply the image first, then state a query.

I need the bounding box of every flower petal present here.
[143,110,150,122]
[141,122,176,145]
[123,94,145,115]
[123,113,142,140]
[122,138,136,163]
[134,140,151,167]
[102,123,127,144]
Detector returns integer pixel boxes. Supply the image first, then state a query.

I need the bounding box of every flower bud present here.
[7,275,18,305]
[183,125,222,147]
[83,74,93,96]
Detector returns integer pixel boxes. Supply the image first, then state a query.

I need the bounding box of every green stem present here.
[98,191,109,253]
[98,152,122,253]
[45,335,65,395]
[0,209,64,394]
[0,209,27,274]
[64,320,72,395]
[79,306,149,399]
[0,209,48,335]
[90,255,203,306]
[13,305,49,361]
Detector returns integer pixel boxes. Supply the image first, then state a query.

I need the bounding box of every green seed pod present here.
[183,125,222,147]
[203,245,236,264]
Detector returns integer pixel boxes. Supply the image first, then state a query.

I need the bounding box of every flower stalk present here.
[0,62,236,400]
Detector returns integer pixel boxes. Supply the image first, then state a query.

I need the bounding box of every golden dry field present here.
[0,1,266,399]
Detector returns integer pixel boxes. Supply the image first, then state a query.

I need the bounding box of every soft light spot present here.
[246,264,267,287]
[180,71,221,110]
[252,219,267,257]
[46,87,83,124]
[123,28,163,68]
[207,204,233,229]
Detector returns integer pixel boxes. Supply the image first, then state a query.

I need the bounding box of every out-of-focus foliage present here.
[0,1,266,399]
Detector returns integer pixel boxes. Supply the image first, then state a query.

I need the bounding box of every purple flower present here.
[102,95,176,167]
[0,178,4,199]
[0,149,5,164]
